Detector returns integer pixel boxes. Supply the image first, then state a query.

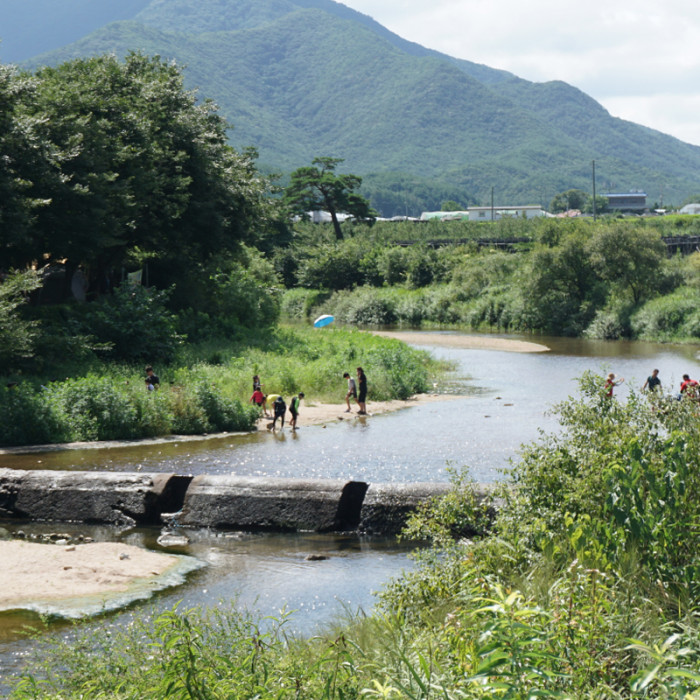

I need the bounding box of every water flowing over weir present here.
[0,332,699,684]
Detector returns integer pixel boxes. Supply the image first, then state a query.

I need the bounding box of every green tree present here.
[0,269,42,369]
[550,188,588,213]
[283,157,375,240]
[11,53,274,298]
[522,227,603,334]
[440,200,463,211]
[0,65,51,268]
[587,224,666,304]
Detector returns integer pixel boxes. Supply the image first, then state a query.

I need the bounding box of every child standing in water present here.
[289,392,304,431]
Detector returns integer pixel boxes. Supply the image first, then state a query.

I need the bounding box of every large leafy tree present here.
[0,65,51,268]
[283,157,375,240]
[0,269,42,367]
[587,224,666,304]
[4,53,273,298]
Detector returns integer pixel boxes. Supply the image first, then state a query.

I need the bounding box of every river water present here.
[1,332,698,686]
[3,333,699,483]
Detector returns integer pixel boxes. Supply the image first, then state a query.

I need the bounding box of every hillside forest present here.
[8,0,700,208]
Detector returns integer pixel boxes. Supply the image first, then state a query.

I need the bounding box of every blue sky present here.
[342,0,700,147]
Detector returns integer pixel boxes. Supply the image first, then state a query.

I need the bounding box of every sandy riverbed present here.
[257,392,457,429]
[371,330,550,353]
[0,540,189,615]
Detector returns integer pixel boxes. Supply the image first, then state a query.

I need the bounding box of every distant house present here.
[307,210,353,223]
[467,205,546,221]
[602,192,647,213]
[679,203,700,215]
[419,210,470,221]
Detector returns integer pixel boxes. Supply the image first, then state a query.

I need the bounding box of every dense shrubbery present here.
[0,375,258,446]
[375,374,700,697]
[279,218,700,342]
[13,377,700,697]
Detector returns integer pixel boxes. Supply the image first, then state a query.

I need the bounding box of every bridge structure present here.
[395,236,700,254]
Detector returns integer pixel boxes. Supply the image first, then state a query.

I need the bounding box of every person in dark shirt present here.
[145,365,160,391]
[272,395,286,430]
[642,369,661,392]
[356,367,367,414]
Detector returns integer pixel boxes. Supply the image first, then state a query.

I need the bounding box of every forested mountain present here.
[4,0,700,213]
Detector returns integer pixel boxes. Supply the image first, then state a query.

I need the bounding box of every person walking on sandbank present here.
[271,395,286,430]
[356,367,367,414]
[343,372,357,412]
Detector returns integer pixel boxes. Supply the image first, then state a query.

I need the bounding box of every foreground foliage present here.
[12,376,700,697]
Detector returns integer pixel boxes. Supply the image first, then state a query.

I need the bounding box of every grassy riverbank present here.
[10,374,700,698]
[280,218,700,342]
[0,326,440,447]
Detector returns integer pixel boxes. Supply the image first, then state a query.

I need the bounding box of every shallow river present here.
[4,332,699,483]
[0,332,698,686]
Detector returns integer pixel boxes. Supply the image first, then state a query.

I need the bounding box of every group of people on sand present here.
[605,369,699,400]
[249,375,305,431]
[249,367,369,431]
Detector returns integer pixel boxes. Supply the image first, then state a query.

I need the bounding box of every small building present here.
[467,205,546,221]
[306,210,353,223]
[602,192,647,213]
[419,210,470,221]
[679,203,700,215]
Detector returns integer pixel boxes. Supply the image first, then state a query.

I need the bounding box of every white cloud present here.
[341,0,700,145]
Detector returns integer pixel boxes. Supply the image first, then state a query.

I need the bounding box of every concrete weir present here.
[0,469,484,535]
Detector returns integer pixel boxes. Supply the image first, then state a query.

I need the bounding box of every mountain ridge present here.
[4,0,700,212]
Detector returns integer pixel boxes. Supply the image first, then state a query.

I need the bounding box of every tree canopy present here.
[0,53,275,297]
[283,157,375,240]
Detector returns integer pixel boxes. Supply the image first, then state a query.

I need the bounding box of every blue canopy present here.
[313,314,335,328]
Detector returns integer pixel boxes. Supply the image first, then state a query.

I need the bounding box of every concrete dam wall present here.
[0,469,493,535]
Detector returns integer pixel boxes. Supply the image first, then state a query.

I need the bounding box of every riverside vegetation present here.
[278,215,700,342]
[11,374,700,698]
[0,323,435,447]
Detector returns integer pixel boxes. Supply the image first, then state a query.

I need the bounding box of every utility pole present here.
[491,186,494,222]
[592,160,597,221]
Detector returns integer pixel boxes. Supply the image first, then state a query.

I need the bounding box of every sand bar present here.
[0,540,199,616]
[370,330,550,353]
[257,392,457,430]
